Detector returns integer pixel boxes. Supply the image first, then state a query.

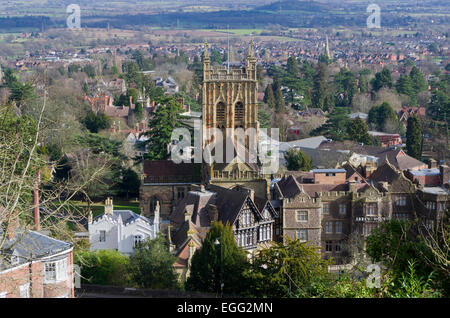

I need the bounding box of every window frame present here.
[99,230,106,242]
[44,258,68,284]
[19,283,30,298]
[296,229,307,242]
[325,221,333,234]
[335,221,343,234]
[296,210,308,222]
[322,203,330,215]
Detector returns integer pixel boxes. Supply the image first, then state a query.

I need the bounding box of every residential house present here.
[169,184,278,280]
[0,228,74,298]
[88,198,159,255]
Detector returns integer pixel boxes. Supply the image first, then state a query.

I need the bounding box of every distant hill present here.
[256,0,328,13]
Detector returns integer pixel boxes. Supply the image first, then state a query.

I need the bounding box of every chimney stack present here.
[184,210,192,222]
[105,197,114,215]
[208,204,218,222]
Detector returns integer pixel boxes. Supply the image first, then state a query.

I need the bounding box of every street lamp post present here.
[214,237,224,298]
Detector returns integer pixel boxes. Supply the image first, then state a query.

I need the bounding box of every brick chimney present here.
[428,158,437,169]
[348,181,358,193]
[248,189,255,201]
[104,197,114,215]
[129,95,134,109]
[184,210,192,222]
[208,204,218,222]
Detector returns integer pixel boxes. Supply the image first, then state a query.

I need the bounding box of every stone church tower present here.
[201,42,269,198]
[201,41,259,147]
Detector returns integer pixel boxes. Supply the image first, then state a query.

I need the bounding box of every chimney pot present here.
[105,197,114,215]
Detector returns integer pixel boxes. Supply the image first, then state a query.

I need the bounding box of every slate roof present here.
[0,229,72,271]
[94,210,153,226]
[275,174,369,198]
[170,189,215,228]
[318,141,426,171]
[408,168,440,176]
[143,160,201,182]
[369,162,401,183]
[171,184,272,242]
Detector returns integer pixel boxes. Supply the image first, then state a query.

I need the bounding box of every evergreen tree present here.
[264,84,276,108]
[359,74,368,93]
[286,56,299,76]
[272,78,285,112]
[245,238,331,297]
[409,66,427,94]
[312,63,329,110]
[256,64,264,84]
[368,102,398,132]
[301,61,315,83]
[186,222,249,296]
[82,111,110,133]
[284,148,313,171]
[347,117,371,144]
[372,67,393,91]
[83,82,90,95]
[9,81,35,107]
[396,74,417,105]
[143,97,185,160]
[129,235,179,289]
[334,68,357,107]
[406,115,422,159]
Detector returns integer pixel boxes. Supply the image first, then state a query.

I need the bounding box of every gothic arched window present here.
[216,102,226,123]
[234,102,244,122]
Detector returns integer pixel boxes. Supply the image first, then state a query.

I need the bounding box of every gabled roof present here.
[275,175,303,198]
[170,189,215,228]
[207,184,251,226]
[343,163,368,183]
[369,161,401,183]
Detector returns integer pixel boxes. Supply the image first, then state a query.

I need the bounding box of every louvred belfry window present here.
[216,102,226,122]
[235,102,244,122]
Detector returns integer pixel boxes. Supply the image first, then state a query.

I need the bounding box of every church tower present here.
[202,41,259,148]
[201,41,269,199]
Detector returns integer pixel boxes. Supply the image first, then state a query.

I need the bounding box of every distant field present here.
[210,29,264,35]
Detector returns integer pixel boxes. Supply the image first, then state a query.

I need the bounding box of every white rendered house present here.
[88,198,159,255]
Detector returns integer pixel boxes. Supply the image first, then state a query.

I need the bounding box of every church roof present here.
[143,160,201,182]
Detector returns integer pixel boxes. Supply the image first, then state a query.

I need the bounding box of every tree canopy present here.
[284,148,313,171]
[186,222,249,296]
